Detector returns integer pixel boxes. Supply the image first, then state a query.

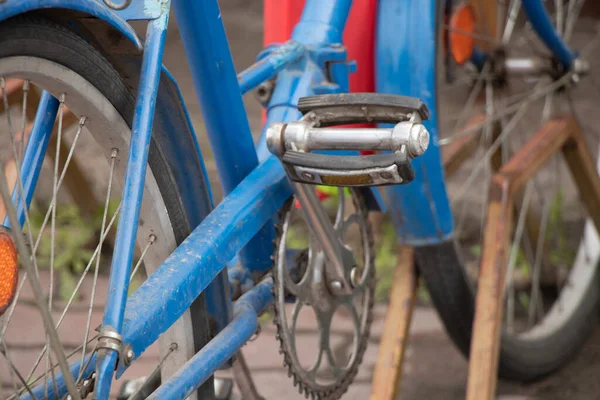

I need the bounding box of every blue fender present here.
[376,0,454,245]
[0,0,144,48]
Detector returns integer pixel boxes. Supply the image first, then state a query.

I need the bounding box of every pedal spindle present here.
[266,93,431,187]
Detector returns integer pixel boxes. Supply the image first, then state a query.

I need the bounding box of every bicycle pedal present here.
[267,93,430,187]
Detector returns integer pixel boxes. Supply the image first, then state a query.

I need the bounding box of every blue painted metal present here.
[376,0,454,245]
[115,156,291,377]
[3,92,58,228]
[95,12,169,399]
[102,0,162,21]
[0,0,142,49]
[204,267,233,346]
[522,0,575,68]
[21,354,95,400]
[173,0,276,274]
[28,156,284,393]
[146,278,274,400]
[227,258,254,297]
[158,66,215,212]
[292,0,353,45]
[238,41,305,95]
[173,0,257,197]
[470,47,488,71]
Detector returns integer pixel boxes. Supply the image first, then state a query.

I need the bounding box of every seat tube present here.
[94,12,169,399]
[291,0,353,45]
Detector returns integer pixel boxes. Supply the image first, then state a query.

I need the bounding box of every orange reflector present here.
[0,230,18,315]
[449,3,476,65]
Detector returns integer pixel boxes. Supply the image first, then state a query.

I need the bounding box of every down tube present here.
[376,0,453,245]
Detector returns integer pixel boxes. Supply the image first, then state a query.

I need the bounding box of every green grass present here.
[374,216,430,304]
[27,199,120,301]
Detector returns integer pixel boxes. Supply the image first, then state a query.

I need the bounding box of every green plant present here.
[546,189,576,270]
[28,202,96,301]
[27,199,121,302]
[374,217,398,302]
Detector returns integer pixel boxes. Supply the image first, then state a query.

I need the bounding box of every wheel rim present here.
[439,0,600,338]
[0,56,197,398]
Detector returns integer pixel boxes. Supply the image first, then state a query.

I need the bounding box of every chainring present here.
[272,188,375,400]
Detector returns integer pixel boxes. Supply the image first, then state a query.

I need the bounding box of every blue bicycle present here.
[0,0,597,399]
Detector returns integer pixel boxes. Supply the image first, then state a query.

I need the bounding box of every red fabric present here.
[263,0,377,155]
[263,0,376,94]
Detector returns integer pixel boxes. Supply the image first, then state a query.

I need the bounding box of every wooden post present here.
[370,246,417,400]
[466,117,600,399]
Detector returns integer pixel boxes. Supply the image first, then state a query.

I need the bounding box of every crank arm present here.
[292,181,355,295]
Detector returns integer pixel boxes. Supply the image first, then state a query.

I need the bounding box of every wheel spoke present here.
[44,94,65,394]
[496,0,507,41]
[23,203,121,384]
[0,157,81,399]
[443,24,497,44]
[565,0,585,43]
[0,345,35,399]
[19,81,29,164]
[556,0,564,36]
[7,334,99,400]
[528,195,552,327]
[452,79,551,205]
[451,65,488,136]
[502,0,522,44]
[31,116,86,259]
[78,148,118,378]
[130,234,157,281]
[506,182,534,333]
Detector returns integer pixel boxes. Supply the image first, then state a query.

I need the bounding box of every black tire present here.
[416,242,600,381]
[415,2,600,382]
[0,15,215,398]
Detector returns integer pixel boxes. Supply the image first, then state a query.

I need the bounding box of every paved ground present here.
[3,1,600,400]
[6,272,600,399]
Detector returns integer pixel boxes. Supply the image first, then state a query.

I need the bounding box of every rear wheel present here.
[0,17,215,398]
[418,0,600,380]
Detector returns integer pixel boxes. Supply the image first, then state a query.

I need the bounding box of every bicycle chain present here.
[271,191,375,400]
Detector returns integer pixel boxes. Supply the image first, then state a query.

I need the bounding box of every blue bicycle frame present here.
[0,0,577,398]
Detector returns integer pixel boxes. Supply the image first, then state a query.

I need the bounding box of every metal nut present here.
[123,345,135,365]
[408,124,430,157]
[301,172,314,181]
[255,80,274,106]
[379,171,393,180]
[330,280,344,294]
